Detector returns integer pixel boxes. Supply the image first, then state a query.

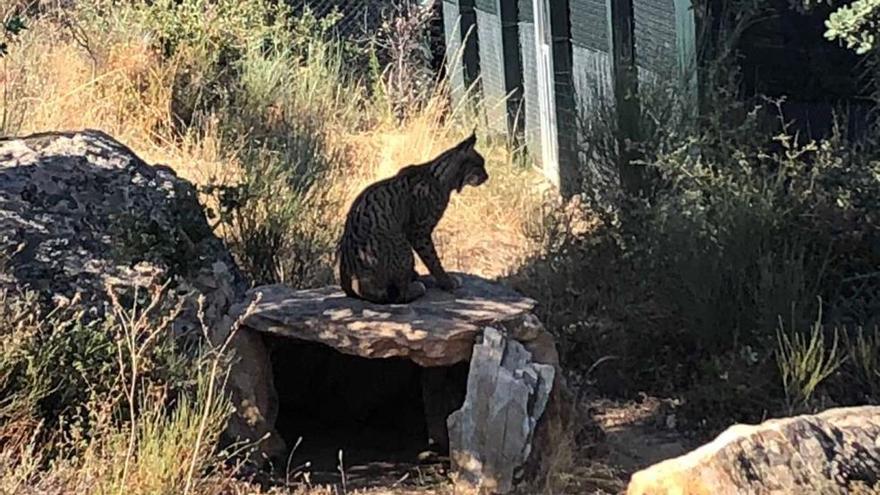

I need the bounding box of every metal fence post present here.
[532,0,561,187]
[548,0,579,197]
[609,0,643,195]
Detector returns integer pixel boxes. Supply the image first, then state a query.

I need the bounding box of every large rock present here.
[0,129,284,460]
[237,274,539,367]
[237,276,564,491]
[627,406,880,495]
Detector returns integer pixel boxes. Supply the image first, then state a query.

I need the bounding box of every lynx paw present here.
[437,274,461,291]
[406,280,427,300]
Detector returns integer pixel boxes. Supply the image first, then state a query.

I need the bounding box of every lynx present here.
[336,132,488,304]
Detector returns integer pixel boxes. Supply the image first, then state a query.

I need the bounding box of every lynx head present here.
[450,130,488,193]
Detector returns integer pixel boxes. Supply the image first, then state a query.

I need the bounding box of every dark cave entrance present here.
[266,336,469,486]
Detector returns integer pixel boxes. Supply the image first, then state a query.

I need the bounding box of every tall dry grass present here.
[0,0,546,285]
[0,284,238,495]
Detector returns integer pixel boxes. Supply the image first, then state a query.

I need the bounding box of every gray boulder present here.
[627,405,880,495]
[0,129,285,460]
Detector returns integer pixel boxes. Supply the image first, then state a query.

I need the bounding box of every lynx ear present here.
[458,130,477,151]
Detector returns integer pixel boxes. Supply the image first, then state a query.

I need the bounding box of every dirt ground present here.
[259,394,694,495]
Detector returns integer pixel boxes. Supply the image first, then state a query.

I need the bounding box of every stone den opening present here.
[267,336,469,483]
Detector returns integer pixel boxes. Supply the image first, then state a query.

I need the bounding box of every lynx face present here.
[453,135,488,192]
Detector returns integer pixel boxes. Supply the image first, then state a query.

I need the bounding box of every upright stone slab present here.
[447,327,555,493]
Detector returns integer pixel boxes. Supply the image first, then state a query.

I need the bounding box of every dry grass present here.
[1,9,545,280]
[1,21,238,183]
[339,120,547,278]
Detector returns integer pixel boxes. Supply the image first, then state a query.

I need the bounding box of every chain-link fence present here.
[295,0,448,117]
[295,0,446,77]
[294,0,441,44]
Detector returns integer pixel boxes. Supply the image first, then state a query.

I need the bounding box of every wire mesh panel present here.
[632,0,677,83]
[517,0,543,167]
[630,0,697,113]
[568,0,615,199]
[472,0,521,136]
[300,1,450,78]
[533,0,560,182]
[569,0,613,115]
[516,0,582,192]
[297,0,392,40]
[442,0,480,108]
[548,0,579,196]
[517,0,586,193]
[674,0,697,102]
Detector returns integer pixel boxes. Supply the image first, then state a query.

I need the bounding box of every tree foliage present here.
[824,0,880,53]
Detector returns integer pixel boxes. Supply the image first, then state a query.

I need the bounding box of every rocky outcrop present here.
[626,406,880,495]
[0,130,238,319]
[237,274,540,367]
[239,276,564,492]
[0,129,284,460]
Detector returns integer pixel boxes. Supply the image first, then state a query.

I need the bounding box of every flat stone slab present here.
[237,273,538,367]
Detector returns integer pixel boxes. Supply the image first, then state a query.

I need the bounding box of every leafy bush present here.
[512,0,880,436]
[825,0,880,54]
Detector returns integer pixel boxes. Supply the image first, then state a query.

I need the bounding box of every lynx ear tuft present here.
[458,130,477,151]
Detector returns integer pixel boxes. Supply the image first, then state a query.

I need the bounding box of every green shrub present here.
[0,284,212,462]
[825,326,880,406]
[0,282,242,492]
[513,1,880,436]
[825,0,880,54]
[201,14,361,288]
[776,303,846,414]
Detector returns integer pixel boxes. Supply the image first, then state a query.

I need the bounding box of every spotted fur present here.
[336,132,488,304]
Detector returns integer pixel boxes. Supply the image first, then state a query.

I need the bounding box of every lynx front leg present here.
[408,229,460,291]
